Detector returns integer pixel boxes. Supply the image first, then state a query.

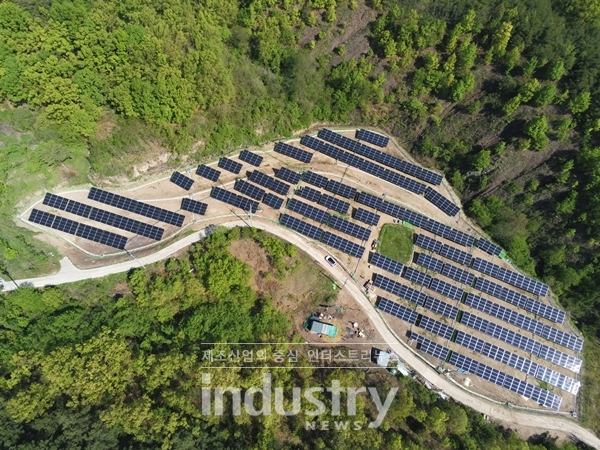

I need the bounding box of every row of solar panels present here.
[473,257,549,297]
[373,304,564,410]
[372,274,581,373]
[210,186,284,213]
[184,150,265,186]
[412,333,563,410]
[280,214,365,258]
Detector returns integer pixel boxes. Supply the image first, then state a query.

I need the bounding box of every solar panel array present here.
[317,129,443,185]
[274,142,313,163]
[354,208,380,226]
[322,231,365,258]
[44,193,164,240]
[535,366,581,395]
[210,187,259,213]
[441,263,475,286]
[295,186,322,203]
[419,315,455,340]
[424,187,460,217]
[170,171,194,191]
[303,171,329,188]
[475,278,565,324]
[373,274,427,306]
[318,193,350,214]
[238,150,263,167]
[369,253,404,276]
[280,214,323,240]
[180,198,208,215]
[477,238,503,256]
[287,198,330,224]
[234,179,265,201]
[440,244,473,266]
[355,129,390,147]
[325,179,357,199]
[411,333,450,361]
[376,297,418,324]
[415,234,442,253]
[263,193,284,210]
[416,253,444,273]
[301,135,427,195]
[249,171,291,196]
[448,351,562,410]
[218,157,242,174]
[429,278,464,301]
[88,188,184,227]
[356,191,384,211]
[29,209,127,249]
[196,164,221,182]
[276,167,302,185]
[472,257,549,297]
[328,216,371,241]
[424,296,459,320]
[403,267,433,287]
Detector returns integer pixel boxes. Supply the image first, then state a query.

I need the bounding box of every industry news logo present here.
[201,373,397,429]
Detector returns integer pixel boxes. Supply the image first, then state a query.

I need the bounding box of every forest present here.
[0,227,590,449]
[1,0,600,442]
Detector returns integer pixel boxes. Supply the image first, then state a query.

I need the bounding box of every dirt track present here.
[5,217,600,449]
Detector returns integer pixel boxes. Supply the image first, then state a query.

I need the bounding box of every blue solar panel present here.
[441,263,475,286]
[477,238,503,256]
[429,278,464,301]
[424,296,459,320]
[287,198,330,224]
[248,171,291,196]
[370,253,404,276]
[280,213,323,240]
[295,186,322,203]
[210,186,259,213]
[181,198,208,215]
[403,267,433,287]
[170,171,194,191]
[263,193,284,210]
[415,234,442,254]
[218,157,243,174]
[274,142,313,163]
[238,150,263,167]
[439,244,472,266]
[318,193,350,215]
[416,253,444,273]
[325,179,357,199]
[321,231,365,258]
[303,171,329,188]
[355,129,390,147]
[234,179,265,201]
[356,192,384,211]
[328,216,371,241]
[472,257,550,297]
[424,187,460,217]
[411,333,449,361]
[276,167,302,185]
[354,208,380,226]
[373,274,427,305]
[419,315,455,340]
[376,297,418,324]
[196,164,221,182]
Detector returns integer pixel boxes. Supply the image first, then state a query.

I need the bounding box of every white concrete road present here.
[4,218,600,448]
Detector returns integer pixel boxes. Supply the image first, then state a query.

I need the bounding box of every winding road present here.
[4,218,600,448]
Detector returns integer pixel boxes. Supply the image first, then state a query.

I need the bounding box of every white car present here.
[324,255,337,267]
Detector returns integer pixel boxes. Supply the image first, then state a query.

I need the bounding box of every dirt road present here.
[4,218,600,448]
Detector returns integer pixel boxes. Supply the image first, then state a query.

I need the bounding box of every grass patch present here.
[377,224,414,263]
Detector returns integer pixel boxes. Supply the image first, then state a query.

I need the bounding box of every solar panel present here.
[325,179,357,199]
[303,171,329,188]
[441,263,475,285]
[379,169,427,195]
[415,234,442,254]
[318,193,350,215]
[376,297,418,324]
[328,216,371,241]
[210,186,259,213]
[318,129,443,186]
[196,164,221,182]
[295,186,322,203]
[354,208,380,226]
[403,267,433,287]
[248,171,291,196]
[411,333,450,361]
[440,244,472,266]
[300,135,343,160]
[181,198,208,215]
[424,296,459,320]
[419,315,455,340]
[355,128,390,147]
[234,179,266,201]
[416,253,444,273]
[321,231,365,258]
[88,188,185,227]
[421,219,451,237]
[238,149,263,167]
[29,209,56,227]
[472,257,550,297]
[356,191,384,211]
[279,213,323,240]
[455,331,485,353]
[276,167,302,185]
[43,193,70,210]
[287,198,330,224]
[373,274,427,305]
[477,238,503,256]
[44,193,164,240]
[443,228,476,248]
[170,171,194,191]
[263,193,284,210]
[429,278,464,301]
[424,187,460,217]
[274,142,313,163]
[369,253,404,276]
[218,157,243,175]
